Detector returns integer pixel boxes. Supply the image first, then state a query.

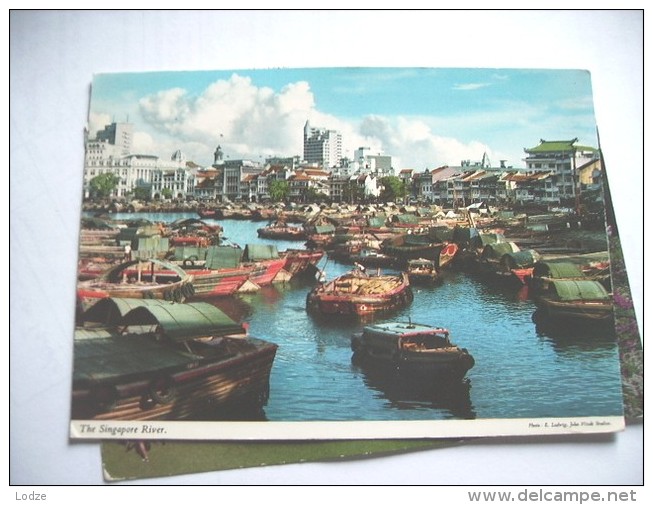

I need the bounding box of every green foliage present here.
[269,180,289,202]
[89,172,120,199]
[161,188,173,199]
[380,176,406,202]
[133,186,151,202]
[342,181,364,203]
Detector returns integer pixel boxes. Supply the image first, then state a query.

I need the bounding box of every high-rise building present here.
[303,120,342,169]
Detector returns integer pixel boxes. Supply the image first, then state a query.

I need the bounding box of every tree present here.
[269,180,290,202]
[161,188,173,200]
[89,173,120,199]
[133,186,151,202]
[343,181,365,204]
[380,176,406,202]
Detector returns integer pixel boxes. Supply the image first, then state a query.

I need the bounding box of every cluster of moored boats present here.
[73,204,614,422]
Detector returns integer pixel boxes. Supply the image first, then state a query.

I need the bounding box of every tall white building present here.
[303,120,342,169]
[83,122,192,199]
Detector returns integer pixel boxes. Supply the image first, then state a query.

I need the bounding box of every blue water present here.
[102,212,625,421]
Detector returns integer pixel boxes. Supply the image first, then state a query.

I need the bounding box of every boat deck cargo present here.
[306,269,413,317]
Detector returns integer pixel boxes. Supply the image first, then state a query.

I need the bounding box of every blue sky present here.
[89,67,598,170]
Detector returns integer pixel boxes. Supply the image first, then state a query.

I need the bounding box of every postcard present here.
[70,67,627,442]
[98,168,642,479]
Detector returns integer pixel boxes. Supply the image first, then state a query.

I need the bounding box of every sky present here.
[88,67,599,171]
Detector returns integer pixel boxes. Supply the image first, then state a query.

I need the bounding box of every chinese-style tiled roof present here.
[525,139,584,153]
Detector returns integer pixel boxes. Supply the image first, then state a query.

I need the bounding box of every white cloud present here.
[133,74,499,169]
[452,83,491,91]
[87,112,112,136]
[138,74,318,163]
[358,115,493,169]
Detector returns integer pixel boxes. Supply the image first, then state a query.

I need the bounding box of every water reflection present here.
[533,310,617,353]
[352,358,476,420]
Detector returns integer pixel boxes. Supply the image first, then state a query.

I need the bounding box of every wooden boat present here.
[349,248,398,269]
[306,269,413,317]
[257,221,308,240]
[279,249,325,277]
[351,321,474,381]
[197,208,221,219]
[493,249,541,286]
[406,258,440,285]
[77,259,195,310]
[533,279,614,322]
[241,244,288,286]
[382,234,444,264]
[438,242,459,268]
[71,298,278,420]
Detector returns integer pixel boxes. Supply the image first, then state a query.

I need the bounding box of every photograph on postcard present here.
[70,67,625,441]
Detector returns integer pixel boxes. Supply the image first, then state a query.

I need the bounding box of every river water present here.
[102,212,624,422]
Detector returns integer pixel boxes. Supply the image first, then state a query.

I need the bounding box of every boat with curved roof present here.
[71,298,278,421]
[533,279,613,323]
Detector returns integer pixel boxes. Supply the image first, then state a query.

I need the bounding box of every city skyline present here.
[89,67,599,171]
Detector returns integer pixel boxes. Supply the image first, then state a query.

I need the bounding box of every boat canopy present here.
[392,214,419,225]
[80,298,179,326]
[243,244,280,261]
[547,280,611,301]
[481,242,519,260]
[134,236,170,258]
[81,298,245,341]
[500,250,541,270]
[205,246,242,269]
[471,233,506,249]
[367,216,386,229]
[314,224,336,234]
[532,261,584,279]
[428,226,455,242]
[172,246,208,261]
[120,302,244,342]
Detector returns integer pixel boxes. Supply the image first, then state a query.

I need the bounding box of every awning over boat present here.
[73,333,196,383]
[471,233,505,249]
[367,217,386,229]
[80,298,179,326]
[120,302,244,342]
[81,298,244,340]
[533,261,584,279]
[392,214,419,225]
[481,242,519,260]
[547,280,611,301]
[243,244,279,261]
[313,224,336,234]
[172,246,208,261]
[500,250,541,270]
[205,246,243,269]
